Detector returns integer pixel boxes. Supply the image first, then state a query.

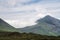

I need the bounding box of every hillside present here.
[18,15,60,36]
[0,18,17,32]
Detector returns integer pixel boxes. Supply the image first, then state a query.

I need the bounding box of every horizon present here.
[0,15,60,28]
[0,0,60,28]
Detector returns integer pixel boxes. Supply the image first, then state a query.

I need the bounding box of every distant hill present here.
[0,18,17,32]
[18,15,60,36]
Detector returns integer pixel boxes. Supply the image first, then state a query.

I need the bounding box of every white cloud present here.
[0,0,60,28]
[5,19,36,28]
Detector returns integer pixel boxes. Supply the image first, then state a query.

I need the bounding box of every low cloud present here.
[0,0,60,28]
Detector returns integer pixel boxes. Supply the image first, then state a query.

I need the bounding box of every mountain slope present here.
[0,18,17,32]
[18,15,60,36]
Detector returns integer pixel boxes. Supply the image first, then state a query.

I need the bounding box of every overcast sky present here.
[0,0,60,28]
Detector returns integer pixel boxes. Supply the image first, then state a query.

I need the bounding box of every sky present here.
[0,0,60,28]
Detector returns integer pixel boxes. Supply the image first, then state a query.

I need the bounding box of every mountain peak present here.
[36,15,60,24]
[36,15,54,22]
[20,15,60,36]
[43,15,54,19]
[45,15,52,17]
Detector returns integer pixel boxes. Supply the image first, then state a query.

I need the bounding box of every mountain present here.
[0,18,17,32]
[18,15,60,36]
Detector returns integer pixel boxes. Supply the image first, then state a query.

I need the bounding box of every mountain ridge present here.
[0,15,60,36]
[0,18,17,32]
[18,15,60,36]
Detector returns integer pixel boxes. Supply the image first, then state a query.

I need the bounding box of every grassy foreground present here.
[0,32,60,40]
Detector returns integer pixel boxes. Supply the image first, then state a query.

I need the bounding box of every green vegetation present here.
[0,32,60,40]
[18,15,60,36]
[0,15,60,40]
[0,18,17,32]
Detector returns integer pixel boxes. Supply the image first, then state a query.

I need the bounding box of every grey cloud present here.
[0,0,60,28]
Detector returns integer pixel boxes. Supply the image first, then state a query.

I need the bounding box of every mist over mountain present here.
[0,15,60,36]
[18,15,60,36]
[0,18,17,32]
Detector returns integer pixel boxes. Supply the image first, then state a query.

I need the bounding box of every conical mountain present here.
[37,15,60,25]
[19,15,60,36]
[0,18,17,32]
